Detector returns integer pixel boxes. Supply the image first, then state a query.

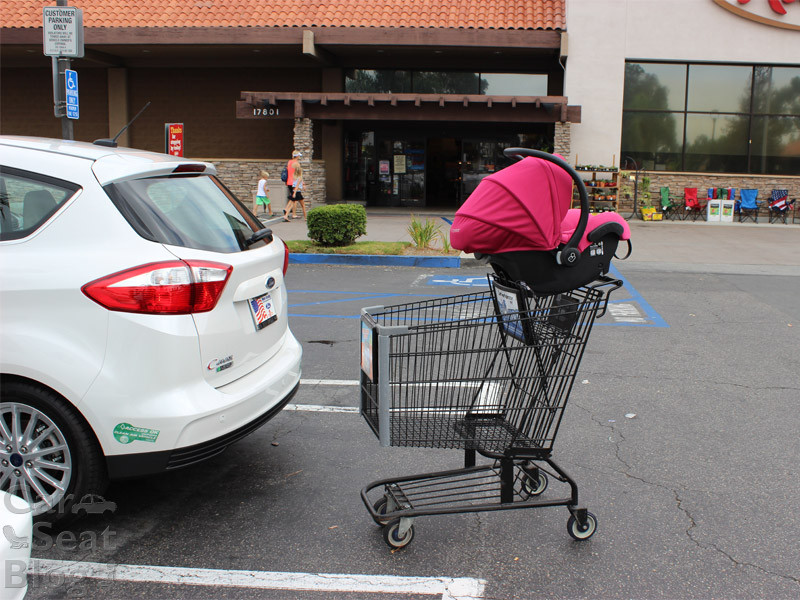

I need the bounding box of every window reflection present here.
[752,66,800,115]
[623,63,686,111]
[750,116,800,175]
[344,70,548,96]
[621,61,800,174]
[481,74,548,96]
[687,64,752,113]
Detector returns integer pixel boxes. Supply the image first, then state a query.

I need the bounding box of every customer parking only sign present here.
[42,6,84,58]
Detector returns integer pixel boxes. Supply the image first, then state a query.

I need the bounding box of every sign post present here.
[43,2,84,140]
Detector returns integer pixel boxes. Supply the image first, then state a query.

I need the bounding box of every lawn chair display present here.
[738,189,759,223]
[450,150,631,295]
[660,187,682,220]
[768,189,794,224]
[683,188,705,221]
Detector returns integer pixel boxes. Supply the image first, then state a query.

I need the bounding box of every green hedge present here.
[306,204,367,246]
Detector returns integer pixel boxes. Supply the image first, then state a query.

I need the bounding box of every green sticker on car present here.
[113,423,160,444]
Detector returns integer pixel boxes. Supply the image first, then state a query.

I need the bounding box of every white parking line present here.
[31,559,486,600]
[300,379,359,386]
[286,403,359,413]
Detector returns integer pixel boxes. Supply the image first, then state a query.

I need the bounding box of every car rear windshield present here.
[105,175,265,253]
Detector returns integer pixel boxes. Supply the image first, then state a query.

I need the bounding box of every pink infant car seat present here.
[450,149,631,294]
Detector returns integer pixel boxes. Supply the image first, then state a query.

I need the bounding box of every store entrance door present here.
[425,138,462,208]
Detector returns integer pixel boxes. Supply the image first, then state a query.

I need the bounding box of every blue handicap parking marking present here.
[427,267,667,328]
[427,275,490,287]
[289,266,666,327]
[601,264,668,328]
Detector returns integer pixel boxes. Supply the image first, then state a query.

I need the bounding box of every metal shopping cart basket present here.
[360,274,621,548]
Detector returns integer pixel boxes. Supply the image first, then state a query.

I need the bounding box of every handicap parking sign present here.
[65,69,79,119]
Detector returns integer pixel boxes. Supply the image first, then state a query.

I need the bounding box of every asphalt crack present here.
[574,400,800,589]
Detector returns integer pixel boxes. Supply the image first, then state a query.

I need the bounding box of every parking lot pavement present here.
[25,262,800,599]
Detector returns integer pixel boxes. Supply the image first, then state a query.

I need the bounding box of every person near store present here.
[254,170,272,216]
[283,150,301,219]
[290,163,307,219]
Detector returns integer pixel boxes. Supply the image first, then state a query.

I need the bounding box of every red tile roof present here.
[2,1,564,30]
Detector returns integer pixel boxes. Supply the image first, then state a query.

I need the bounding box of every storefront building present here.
[1,0,797,208]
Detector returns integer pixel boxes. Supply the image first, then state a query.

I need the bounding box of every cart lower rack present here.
[359,275,620,548]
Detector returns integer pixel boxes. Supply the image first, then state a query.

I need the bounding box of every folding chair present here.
[768,189,794,224]
[683,188,705,221]
[659,187,682,221]
[738,189,759,223]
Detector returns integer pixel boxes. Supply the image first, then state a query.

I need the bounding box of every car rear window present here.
[0,166,79,241]
[105,175,266,253]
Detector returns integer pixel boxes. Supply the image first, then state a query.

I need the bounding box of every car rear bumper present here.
[105,380,299,479]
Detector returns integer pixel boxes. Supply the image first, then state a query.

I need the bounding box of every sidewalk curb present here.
[289,254,462,268]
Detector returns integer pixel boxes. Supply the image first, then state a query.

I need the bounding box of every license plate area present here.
[248,293,277,331]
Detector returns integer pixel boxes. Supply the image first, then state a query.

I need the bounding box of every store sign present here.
[713,0,800,30]
[165,123,184,156]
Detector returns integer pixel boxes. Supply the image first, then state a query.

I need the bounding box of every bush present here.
[306,204,367,246]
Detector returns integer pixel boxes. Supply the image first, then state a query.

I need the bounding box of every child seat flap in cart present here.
[359,149,633,550]
[450,148,631,294]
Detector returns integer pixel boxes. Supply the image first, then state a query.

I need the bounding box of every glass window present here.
[480,74,548,96]
[106,175,263,253]
[750,116,800,175]
[0,167,79,241]
[623,63,686,111]
[413,72,479,94]
[345,70,411,93]
[752,66,800,115]
[687,64,752,113]
[684,114,749,172]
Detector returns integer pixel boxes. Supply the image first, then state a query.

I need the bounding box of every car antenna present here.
[93,101,151,148]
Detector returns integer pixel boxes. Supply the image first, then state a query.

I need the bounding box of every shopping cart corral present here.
[359,149,629,549]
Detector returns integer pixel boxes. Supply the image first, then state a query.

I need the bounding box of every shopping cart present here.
[360,274,621,548]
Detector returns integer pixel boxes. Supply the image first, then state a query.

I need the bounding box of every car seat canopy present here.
[450,156,573,254]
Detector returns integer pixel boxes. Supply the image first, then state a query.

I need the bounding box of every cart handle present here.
[503,148,589,268]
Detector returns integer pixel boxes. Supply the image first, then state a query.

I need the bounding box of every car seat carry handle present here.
[503,148,588,267]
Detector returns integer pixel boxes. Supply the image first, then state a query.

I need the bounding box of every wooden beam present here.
[302,29,336,65]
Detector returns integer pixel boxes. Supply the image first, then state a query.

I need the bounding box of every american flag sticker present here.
[249,293,277,330]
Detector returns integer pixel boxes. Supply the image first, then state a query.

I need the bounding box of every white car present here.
[0,136,302,523]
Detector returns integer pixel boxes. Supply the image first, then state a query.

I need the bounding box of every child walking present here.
[254,170,272,216]
[291,164,308,219]
[284,164,307,220]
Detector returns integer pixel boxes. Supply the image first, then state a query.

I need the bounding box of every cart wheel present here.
[383,519,415,549]
[371,496,391,526]
[567,511,598,541]
[521,470,548,498]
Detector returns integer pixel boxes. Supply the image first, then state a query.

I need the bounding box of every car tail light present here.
[282,240,289,276]
[82,260,232,315]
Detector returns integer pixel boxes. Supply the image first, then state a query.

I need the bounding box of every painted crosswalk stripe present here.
[30,559,486,600]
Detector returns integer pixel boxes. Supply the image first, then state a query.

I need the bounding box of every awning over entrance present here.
[237,92,581,123]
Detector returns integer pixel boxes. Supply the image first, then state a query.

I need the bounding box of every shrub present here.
[306,204,367,246]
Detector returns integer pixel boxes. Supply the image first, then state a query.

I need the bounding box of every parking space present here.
[24,263,800,599]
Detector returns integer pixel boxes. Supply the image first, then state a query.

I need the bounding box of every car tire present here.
[0,380,108,524]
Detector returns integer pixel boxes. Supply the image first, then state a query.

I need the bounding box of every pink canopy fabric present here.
[450,156,573,254]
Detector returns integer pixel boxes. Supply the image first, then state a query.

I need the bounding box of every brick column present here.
[292,117,323,207]
[554,121,571,158]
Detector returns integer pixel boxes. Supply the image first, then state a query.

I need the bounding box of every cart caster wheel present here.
[371,496,391,526]
[383,519,415,549]
[567,511,598,541]
[521,469,548,498]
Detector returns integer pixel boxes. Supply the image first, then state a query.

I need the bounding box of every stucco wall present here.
[565,0,800,168]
